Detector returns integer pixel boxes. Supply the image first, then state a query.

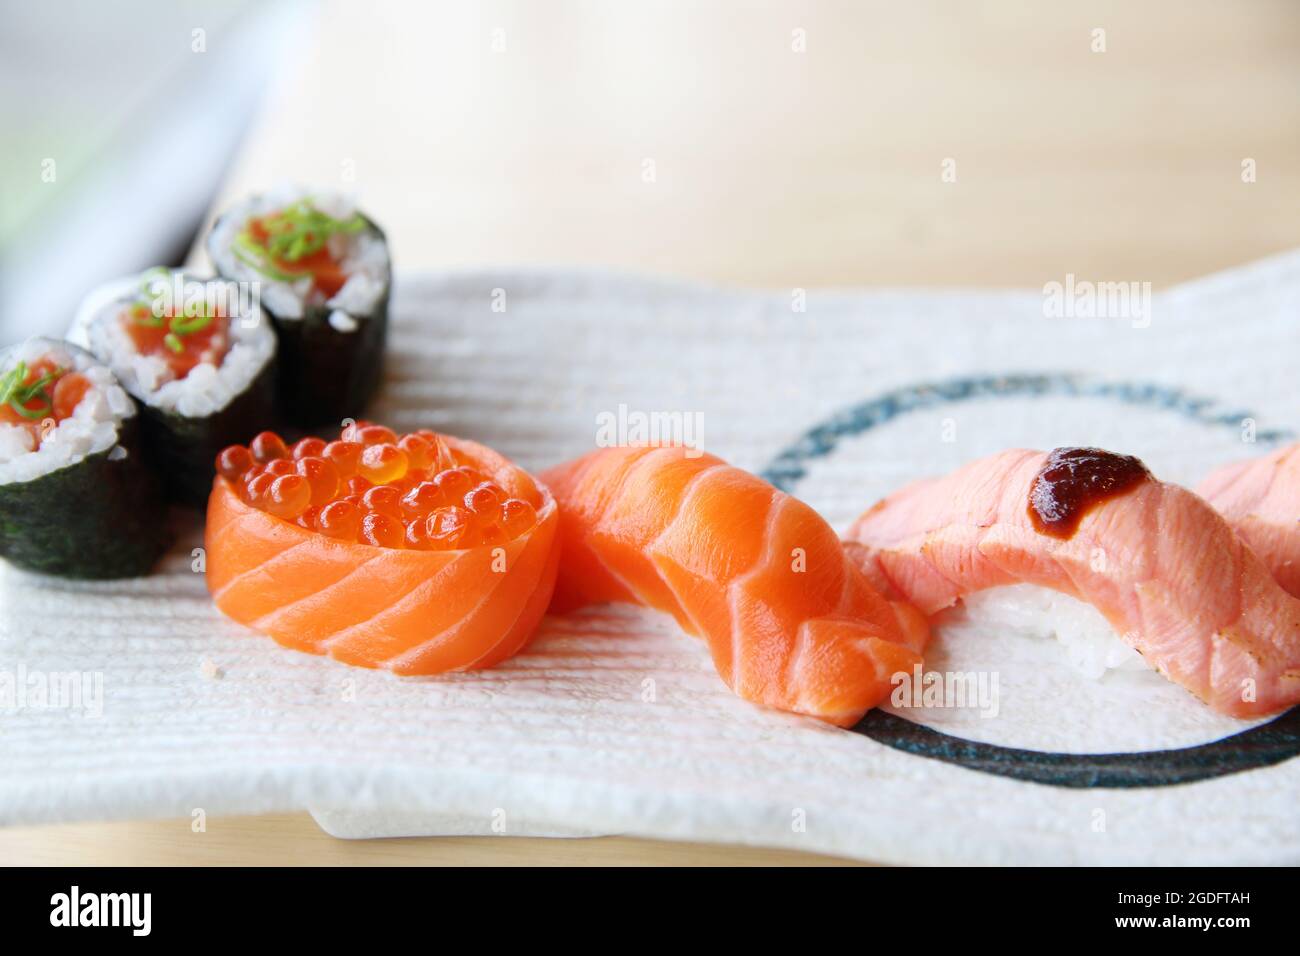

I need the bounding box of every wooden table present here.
[15,0,1299,865]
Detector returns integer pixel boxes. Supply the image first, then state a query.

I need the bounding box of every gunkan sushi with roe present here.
[69,269,277,507]
[206,187,389,427]
[0,338,169,578]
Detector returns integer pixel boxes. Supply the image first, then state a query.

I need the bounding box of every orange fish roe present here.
[250,430,288,463]
[358,443,407,484]
[433,466,473,501]
[316,500,361,540]
[360,512,405,549]
[291,436,326,460]
[323,440,362,478]
[361,485,403,519]
[399,481,441,520]
[499,498,538,538]
[425,505,473,550]
[398,432,454,472]
[344,474,373,496]
[266,474,311,519]
[216,445,253,480]
[294,456,340,506]
[353,423,396,446]
[244,471,274,505]
[404,517,432,550]
[464,481,504,519]
[213,425,542,551]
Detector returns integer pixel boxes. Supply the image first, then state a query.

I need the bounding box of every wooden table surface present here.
[13,0,1299,866]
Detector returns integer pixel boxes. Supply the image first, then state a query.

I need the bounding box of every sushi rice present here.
[70,270,276,420]
[958,584,1147,680]
[0,338,169,578]
[206,185,390,427]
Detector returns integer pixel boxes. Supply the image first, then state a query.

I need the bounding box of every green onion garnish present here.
[170,311,214,336]
[233,198,364,282]
[232,236,305,282]
[124,268,223,346]
[10,398,50,420]
[16,369,59,401]
[0,362,26,406]
[1,360,63,419]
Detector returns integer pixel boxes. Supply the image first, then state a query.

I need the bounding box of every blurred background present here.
[2,0,1298,338]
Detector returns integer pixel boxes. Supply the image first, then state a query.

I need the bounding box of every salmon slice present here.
[1199,443,1300,598]
[542,446,928,726]
[843,448,1300,718]
[206,436,560,674]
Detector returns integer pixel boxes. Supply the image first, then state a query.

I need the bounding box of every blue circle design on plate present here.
[760,372,1299,789]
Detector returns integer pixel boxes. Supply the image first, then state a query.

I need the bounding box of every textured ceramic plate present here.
[2,254,1297,863]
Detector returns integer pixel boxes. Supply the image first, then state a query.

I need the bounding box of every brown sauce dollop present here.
[1028,447,1152,538]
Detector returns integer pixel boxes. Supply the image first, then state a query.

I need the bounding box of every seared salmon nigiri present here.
[843,447,1300,718]
[1199,443,1300,598]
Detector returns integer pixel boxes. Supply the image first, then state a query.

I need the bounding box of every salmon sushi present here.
[843,447,1300,717]
[207,187,389,427]
[0,338,169,578]
[542,445,928,726]
[1199,443,1300,598]
[205,424,559,673]
[69,269,277,507]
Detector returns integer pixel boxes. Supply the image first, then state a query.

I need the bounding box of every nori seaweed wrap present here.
[69,270,278,507]
[206,187,389,428]
[0,338,169,578]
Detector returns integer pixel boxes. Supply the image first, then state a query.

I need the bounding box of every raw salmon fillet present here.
[1199,443,1300,598]
[206,436,560,673]
[843,448,1300,717]
[542,445,928,726]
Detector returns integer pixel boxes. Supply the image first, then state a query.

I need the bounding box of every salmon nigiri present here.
[1199,443,1300,598]
[542,445,928,726]
[206,425,560,673]
[843,447,1300,717]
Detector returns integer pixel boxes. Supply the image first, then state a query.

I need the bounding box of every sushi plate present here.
[2,253,1299,864]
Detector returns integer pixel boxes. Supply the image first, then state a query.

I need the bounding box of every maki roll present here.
[0,338,169,578]
[206,187,390,427]
[69,269,277,507]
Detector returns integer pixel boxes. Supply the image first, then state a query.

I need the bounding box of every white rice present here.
[207,185,389,323]
[0,338,135,486]
[959,584,1146,679]
[68,271,276,418]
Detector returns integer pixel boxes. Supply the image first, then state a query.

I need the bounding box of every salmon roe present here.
[323,440,362,478]
[358,443,408,484]
[295,456,340,506]
[266,474,311,519]
[291,436,327,460]
[214,426,540,550]
[250,431,288,463]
